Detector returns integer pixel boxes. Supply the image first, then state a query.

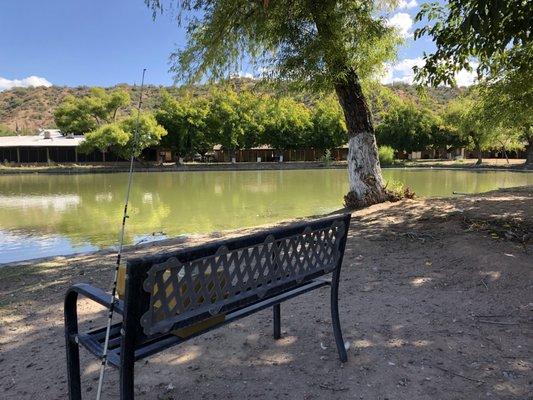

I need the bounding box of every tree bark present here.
[474,141,482,165]
[335,70,388,208]
[525,136,533,168]
[502,146,509,164]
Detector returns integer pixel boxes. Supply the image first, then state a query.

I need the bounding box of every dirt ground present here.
[1,187,532,400]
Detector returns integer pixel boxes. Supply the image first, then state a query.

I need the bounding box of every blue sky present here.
[0,0,476,90]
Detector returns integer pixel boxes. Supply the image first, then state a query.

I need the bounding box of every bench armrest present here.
[66,283,124,315]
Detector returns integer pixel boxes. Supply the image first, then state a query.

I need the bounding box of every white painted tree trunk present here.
[346,132,386,203]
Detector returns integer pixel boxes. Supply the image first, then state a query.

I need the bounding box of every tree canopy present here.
[376,100,437,153]
[414,0,532,86]
[79,112,167,158]
[154,87,347,157]
[263,97,312,150]
[55,88,166,158]
[306,96,346,150]
[156,91,211,157]
[413,0,531,166]
[54,88,131,135]
[443,93,498,164]
[145,0,399,89]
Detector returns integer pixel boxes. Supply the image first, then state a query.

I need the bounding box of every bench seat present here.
[75,277,331,368]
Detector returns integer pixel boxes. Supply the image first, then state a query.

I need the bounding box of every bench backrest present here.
[123,214,351,344]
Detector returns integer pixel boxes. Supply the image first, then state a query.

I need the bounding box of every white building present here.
[0,129,87,163]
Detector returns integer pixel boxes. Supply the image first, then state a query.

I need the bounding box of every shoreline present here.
[0,159,530,175]
[1,186,531,270]
[0,214,315,271]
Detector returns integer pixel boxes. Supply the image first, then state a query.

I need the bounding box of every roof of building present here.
[212,144,274,151]
[0,129,85,148]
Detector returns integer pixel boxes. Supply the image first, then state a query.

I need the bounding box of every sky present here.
[0,0,477,91]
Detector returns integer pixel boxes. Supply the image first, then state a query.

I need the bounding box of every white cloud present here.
[380,57,424,84]
[386,12,413,38]
[0,75,52,91]
[379,58,478,86]
[455,63,478,87]
[380,65,394,85]
[397,0,418,9]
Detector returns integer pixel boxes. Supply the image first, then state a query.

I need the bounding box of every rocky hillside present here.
[0,80,461,135]
[0,85,166,135]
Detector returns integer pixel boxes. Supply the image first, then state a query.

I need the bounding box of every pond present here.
[0,168,531,264]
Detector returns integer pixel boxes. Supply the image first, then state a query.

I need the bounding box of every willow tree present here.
[145,0,399,207]
[477,71,533,167]
[414,0,532,166]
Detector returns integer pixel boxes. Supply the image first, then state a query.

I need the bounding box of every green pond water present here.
[0,168,531,264]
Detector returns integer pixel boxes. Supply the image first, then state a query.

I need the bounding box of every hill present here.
[0,80,462,135]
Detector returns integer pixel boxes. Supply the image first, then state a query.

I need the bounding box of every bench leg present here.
[331,275,348,363]
[273,304,281,339]
[120,361,135,399]
[65,291,82,400]
[65,336,82,399]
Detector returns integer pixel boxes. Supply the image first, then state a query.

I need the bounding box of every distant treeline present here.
[1,78,459,135]
[50,79,528,163]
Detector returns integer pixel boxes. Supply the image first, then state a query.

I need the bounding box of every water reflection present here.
[0,169,531,263]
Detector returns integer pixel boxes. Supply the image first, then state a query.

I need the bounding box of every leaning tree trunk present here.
[335,69,389,209]
[308,2,388,209]
[502,146,509,164]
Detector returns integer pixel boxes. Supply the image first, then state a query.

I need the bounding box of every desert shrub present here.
[0,124,15,136]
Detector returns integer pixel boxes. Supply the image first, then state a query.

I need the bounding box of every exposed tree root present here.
[343,188,387,209]
[343,182,415,210]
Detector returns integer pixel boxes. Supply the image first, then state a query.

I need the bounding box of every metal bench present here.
[64,214,351,399]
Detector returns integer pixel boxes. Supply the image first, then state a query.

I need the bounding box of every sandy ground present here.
[1,187,532,400]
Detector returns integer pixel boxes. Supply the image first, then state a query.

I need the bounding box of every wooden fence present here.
[213,148,349,163]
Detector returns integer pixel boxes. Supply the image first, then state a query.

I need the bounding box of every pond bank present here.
[0,161,344,175]
[0,158,529,175]
[1,186,532,399]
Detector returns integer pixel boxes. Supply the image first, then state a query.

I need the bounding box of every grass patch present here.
[385,179,416,202]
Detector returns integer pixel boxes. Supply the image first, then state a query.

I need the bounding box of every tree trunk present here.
[335,69,388,208]
[502,146,509,164]
[525,137,533,168]
[474,142,482,165]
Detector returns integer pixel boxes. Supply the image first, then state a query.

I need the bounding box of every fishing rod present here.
[95,68,147,400]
